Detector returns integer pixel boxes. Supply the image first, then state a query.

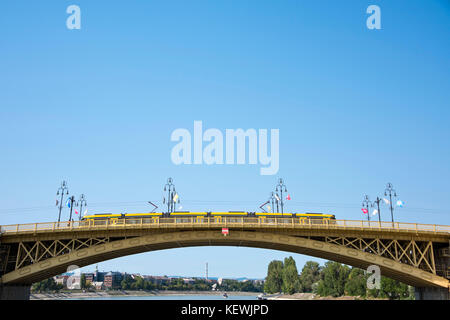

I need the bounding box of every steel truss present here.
[14,238,110,270]
[324,236,437,275]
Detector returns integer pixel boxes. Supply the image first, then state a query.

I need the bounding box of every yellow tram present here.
[81,211,336,225]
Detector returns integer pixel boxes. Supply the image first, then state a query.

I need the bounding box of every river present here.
[68,294,259,300]
[30,291,263,300]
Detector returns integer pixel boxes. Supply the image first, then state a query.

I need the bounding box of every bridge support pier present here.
[0,284,31,300]
[414,287,449,300]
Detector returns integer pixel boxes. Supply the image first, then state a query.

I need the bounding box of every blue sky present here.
[0,1,449,279]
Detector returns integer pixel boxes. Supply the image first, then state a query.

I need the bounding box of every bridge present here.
[0,216,449,300]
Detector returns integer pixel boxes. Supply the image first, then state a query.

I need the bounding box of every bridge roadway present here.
[0,217,449,299]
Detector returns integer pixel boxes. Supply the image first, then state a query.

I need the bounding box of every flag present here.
[267,205,271,211]
[286,194,291,200]
[396,200,404,208]
[75,210,79,215]
[66,198,71,208]
[274,194,280,202]
[383,198,390,205]
[173,193,179,203]
[178,205,183,210]
[372,209,378,216]
[56,199,59,206]
[361,208,368,214]
[83,209,88,216]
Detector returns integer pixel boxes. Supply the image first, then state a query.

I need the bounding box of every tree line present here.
[264,257,414,299]
[31,275,263,293]
[119,275,263,292]
[31,278,64,293]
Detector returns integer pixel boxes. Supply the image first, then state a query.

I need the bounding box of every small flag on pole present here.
[267,205,271,211]
[83,209,88,216]
[361,208,368,214]
[383,198,390,205]
[222,228,229,236]
[274,194,280,202]
[173,193,179,203]
[372,209,378,216]
[286,194,291,200]
[396,200,404,208]
[56,199,59,206]
[66,198,71,208]
[75,210,79,215]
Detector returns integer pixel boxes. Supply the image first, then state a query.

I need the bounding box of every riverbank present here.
[266,293,387,300]
[30,290,384,300]
[30,290,258,300]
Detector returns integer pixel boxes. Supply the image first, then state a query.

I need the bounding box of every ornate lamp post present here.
[56,181,69,223]
[76,194,87,221]
[68,195,76,222]
[269,192,277,213]
[362,195,373,223]
[163,178,179,214]
[385,183,397,226]
[275,178,287,214]
[373,197,382,224]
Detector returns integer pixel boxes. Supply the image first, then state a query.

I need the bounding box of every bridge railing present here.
[1,217,449,235]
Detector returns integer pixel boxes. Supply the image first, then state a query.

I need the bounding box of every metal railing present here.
[0,217,449,235]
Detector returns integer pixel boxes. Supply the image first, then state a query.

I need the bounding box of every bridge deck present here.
[1,218,449,242]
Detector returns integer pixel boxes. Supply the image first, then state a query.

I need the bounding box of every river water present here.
[69,294,260,300]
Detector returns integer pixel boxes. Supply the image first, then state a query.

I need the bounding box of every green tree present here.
[238,280,263,292]
[132,276,145,290]
[120,274,134,290]
[379,277,411,300]
[218,279,262,292]
[31,278,63,293]
[316,261,350,297]
[344,268,367,297]
[299,261,322,293]
[264,260,284,293]
[366,276,412,300]
[281,257,301,294]
[80,274,87,289]
[143,279,155,291]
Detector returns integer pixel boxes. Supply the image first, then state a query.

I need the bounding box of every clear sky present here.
[0,0,449,279]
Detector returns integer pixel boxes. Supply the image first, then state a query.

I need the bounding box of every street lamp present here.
[269,192,277,213]
[275,178,287,214]
[68,195,76,222]
[56,181,69,223]
[362,195,373,223]
[76,194,87,221]
[163,178,179,214]
[373,197,382,224]
[385,183,397,226]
